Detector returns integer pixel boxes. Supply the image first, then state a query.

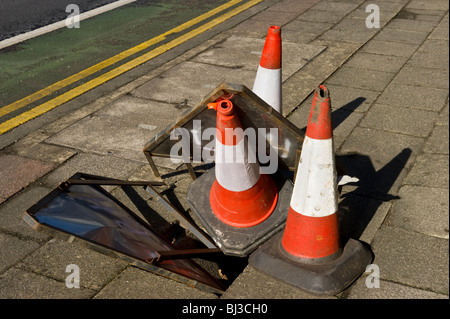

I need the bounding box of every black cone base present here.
[249,231,373,295]
[186,168,293,257]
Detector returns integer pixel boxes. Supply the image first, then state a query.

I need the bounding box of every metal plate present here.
[143,83,305,178]
[23,173,225,294]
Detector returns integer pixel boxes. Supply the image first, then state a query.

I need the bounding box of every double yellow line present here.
[0,0,263,135]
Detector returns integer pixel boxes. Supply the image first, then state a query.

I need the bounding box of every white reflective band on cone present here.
[290,136,338,217]
[253,66,282,113]
[215,137,260,192]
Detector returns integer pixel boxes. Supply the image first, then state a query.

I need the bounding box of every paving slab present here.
[403,153,449,188]
[418,39,449,53]
[282,41,362,115]
[40,152,143,190]
[47,95,184,164]
[359,103,439,137]
[372,28,429,44]
[429,26,449,40]
[191,35,326,80]
[390,66,449,89]
[132,61,256,106]
[436,101,449,126]
[344,52,408,73]
[309,0,360,13]
[385,185,449,239]
[296,8,349,24]
[345,276,449,299]
[406,50,449,69]
[93,266,217,299]
[0,232,41,273]
[221,265,336,299]
[371,226,449,295]
[376,84,448,111]
[385,18,439,32]
[0,186,52,240]
[0,267,96,299]
[17,238,128,291]
[339,127,424,170]
[423,125,449,154]
[360,40,420,58]
[406,0,449,12]
[0,154,54,204]
[326,66,395,92]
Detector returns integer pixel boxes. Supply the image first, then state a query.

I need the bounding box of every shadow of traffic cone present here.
[208,99,278,227]
[249,85,373,295]
[253,26,282,114]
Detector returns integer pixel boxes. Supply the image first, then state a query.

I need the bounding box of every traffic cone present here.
[208,99,278,228]
[249,85,373,295]
[253,26,282,114]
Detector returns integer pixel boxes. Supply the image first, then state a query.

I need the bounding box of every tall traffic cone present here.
[253,26,282,114]
[208,99,278,227]
[249,85,373,295]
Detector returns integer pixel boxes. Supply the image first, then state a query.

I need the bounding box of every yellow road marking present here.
[0,0,263,135]
[0,0,244,118]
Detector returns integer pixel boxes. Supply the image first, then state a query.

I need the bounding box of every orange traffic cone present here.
[208,99,278,227]
[186,95,293,257]
[253,26,282,114]
[249,85,373,295]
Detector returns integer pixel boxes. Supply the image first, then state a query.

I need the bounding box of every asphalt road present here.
[0,0,119,41]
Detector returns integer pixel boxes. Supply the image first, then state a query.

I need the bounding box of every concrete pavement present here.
[0,0,448,303]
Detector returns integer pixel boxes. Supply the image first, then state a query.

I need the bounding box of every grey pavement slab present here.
[372,28,430,44]
[296,8,349,24]
[424,125,449,154]
[390,66,449,89]
[385,18,439,32]
[371,226,449,295]
[221,265,336,299]
[11,142,77,165]
[17,238,128,291]
[309,0,360,13]
[436,101,449,126]
[326,66,395,92]
[359,103,439,137]
[345,276,449,299]
[318,28,378,44]
[376,83,448,111]
[47,95,184,164]
[385,185,449,239]
[418,39,449,53]
[429,26,449,40]
[282,41,362,115]
[0,186,52,240]
[339,126,424,176]
[403,153,449,188]
[0,232,41,273]
[191,35,326,80]
[0,154,54,203]
[361,40,420,58]
[0,267,96,299]
[268,0,323,13]
[282,19,333,39]
[40,152,143,189]
[344,52,408,73]
[132,61,256,106]
[406,0,449,12]
[94,266,217,299]
[407,49,449,69]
